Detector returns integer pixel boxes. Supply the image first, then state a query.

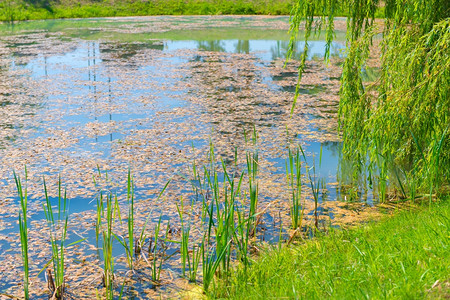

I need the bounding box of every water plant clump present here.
[42,178,69,299]
[9,138,396,299]
[99,192,116,299]
[15,170,29,300]
[286,147,303,230]
[114,170,135,271]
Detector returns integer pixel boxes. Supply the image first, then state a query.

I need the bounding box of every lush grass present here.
[0,0,385,22]
[1,0,294,22]
[213,199,450,299]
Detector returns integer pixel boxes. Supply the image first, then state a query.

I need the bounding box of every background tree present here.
[289,0,449,200]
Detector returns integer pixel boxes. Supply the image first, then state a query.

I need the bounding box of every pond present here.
[0,16,382,298]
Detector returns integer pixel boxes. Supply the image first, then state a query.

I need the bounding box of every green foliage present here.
[98,192,116,299]
[286,148,303,229]
[289,0,450,199]
[214,199,450,298]
[14,170,29,300]
[150,215,164,282]
[43,178,69,299]
[0,0,296,21]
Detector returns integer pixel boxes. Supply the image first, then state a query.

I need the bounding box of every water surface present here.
[0,16,378,298]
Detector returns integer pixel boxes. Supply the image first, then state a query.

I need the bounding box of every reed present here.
[200,179,218,292]
[201,238,231,293]
[286,148,303,229]
[188,243,202,283]
[115,170,135,270]
[42,178,69,299]
[14,170,29,300]
[301,144,323,229]
[177,196,189,278]
[98,192,115,299]
[95,195,103,246]
[136,178,171,258]
[177,196,202,282]
[233,205,251,269]
[150,215,163,282]
[126,170,134,269]
[246,145,259,228]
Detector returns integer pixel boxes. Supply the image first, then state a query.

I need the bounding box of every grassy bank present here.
[0,0,385,22]
[2,0,295,22]
[213,200,450,299]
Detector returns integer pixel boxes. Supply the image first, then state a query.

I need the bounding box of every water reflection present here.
[197,40,226,52]
[0,60,42,147]
[2,23,348,167]
[100,42,164,60]
[5,32,346,161]
[235,39,250,54]
[270,40,345,61]
[1,21,355,215]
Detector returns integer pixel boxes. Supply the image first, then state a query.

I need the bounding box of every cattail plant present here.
[97,192,115,299]
[286,147,303,229]
[42,178,69,299]
[15,169,29,300]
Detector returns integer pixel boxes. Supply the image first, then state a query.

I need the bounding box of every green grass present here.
[213,199,450,299]
[0,0,386,22]
[0,0,294,22]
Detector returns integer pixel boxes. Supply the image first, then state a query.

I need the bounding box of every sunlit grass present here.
[213,199,450,299]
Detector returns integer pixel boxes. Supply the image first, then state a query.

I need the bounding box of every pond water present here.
[0,16,381,298]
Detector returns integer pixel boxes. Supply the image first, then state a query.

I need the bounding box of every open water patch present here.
[0,16,384,298]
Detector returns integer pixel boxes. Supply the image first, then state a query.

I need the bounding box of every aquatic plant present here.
[187,243,202,283]
[137,179,171,257]
[201,237,231,293]
[286,147,303,229]
[150,215,164,282]
[177,196,201,282]
[15,170,29,300]
[246,130,259,229]
[97,192,116,299]
[233,205,251,268]
[198,151,227,292]
[42,178,69,299]
[95,195,103,246]
[177,196,189,278]
[11,138,343,298]
[115,170,135,270]
[126,170,134,269]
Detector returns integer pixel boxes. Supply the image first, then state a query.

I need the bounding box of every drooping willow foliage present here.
[289,0,450,200]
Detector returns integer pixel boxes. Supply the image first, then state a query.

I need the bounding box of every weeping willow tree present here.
[288,0,449,201]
